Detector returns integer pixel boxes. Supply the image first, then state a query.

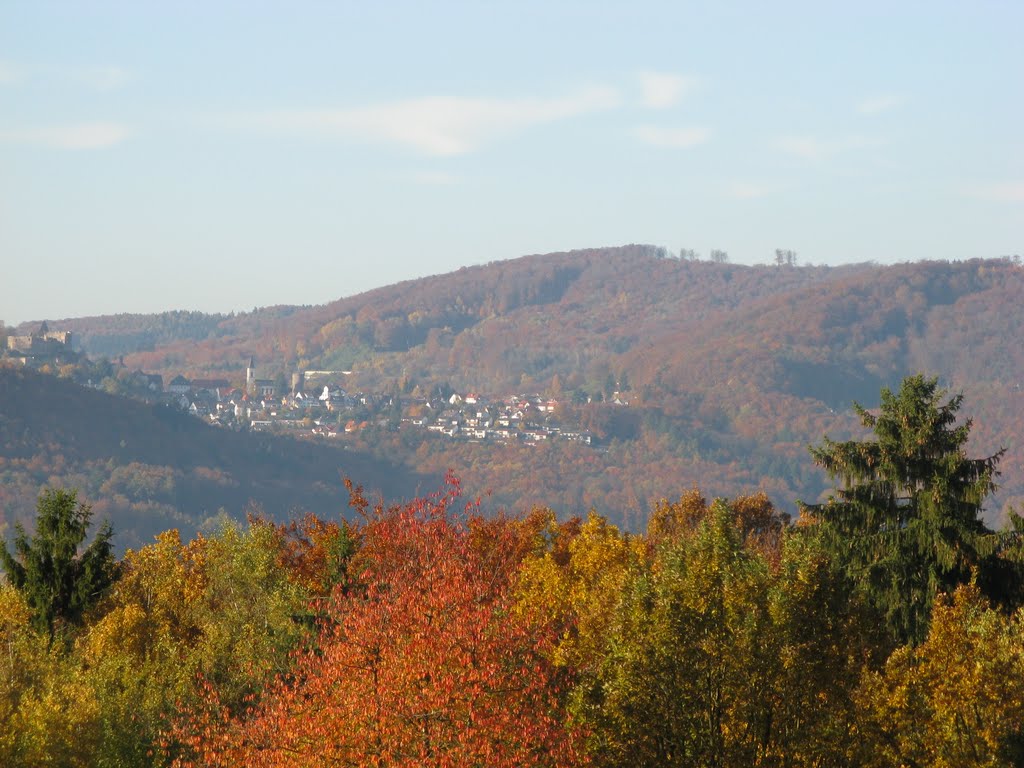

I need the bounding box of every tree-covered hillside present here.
[0,368,425,549]
[4,375,1024,767]
[21,247,1024,528]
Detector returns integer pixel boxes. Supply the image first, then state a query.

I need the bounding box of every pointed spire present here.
[246,356,256,394]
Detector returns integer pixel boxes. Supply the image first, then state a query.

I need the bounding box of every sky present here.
[1,1,1022,325]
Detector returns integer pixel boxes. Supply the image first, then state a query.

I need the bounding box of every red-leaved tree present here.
[170,476,585,767]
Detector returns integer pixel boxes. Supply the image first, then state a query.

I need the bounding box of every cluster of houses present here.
[408,391,593,445]
[160,367,594,447]
[3,332,602,448]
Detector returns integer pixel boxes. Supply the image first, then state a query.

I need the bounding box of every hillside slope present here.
[0,368,425,549]
[52,246,869,387]
[20,248,1024,530]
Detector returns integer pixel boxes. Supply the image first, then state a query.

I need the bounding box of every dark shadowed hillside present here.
[0,368,426,549]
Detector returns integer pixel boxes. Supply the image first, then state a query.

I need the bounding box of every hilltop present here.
[44,246,872,387]
[14,246,1024,530]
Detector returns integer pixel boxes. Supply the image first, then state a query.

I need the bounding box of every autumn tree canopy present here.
[171,479,585,768]
[7,370,1024,767]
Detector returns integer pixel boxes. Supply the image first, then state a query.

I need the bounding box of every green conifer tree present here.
[803,374,1006,645]
[1,488,116,645]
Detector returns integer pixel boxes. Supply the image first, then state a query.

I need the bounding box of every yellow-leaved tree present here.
[570,494,874,768]
[514,509,642,673]
[81,520,311,767]
[0,583,100,768]
[856,584,1024,767]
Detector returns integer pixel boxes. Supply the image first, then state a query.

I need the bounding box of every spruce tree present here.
[803,375,1005,645]
[1,488,116,644]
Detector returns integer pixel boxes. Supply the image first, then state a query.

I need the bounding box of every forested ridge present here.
[19,248,1024,530]
[3,376,1024,767]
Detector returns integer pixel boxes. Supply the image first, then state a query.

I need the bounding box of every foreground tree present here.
[803,375,1008,645]
[578,500,775,766]
[85,520,311,767]
[0,583,101,767]
[855,585,1024,767]
[0,489,116,645]
[171,480,584,768]
[575,497,872,767]
[514,508,642,683]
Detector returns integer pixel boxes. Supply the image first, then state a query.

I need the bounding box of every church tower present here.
[246,356,255,393]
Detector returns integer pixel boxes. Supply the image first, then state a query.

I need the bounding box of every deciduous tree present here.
[172,481,584,767]
[0,583,101,768]
[84,520,310,766]
[576,497,871,767]
[855,585,1024,767]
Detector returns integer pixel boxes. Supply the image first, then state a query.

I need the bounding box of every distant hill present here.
[0,368,426,550]
[19,247,1024,530]
[48,246,873,388]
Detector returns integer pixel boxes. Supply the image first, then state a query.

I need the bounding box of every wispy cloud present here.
[776,134,879,160]
[634,125,710,149]
[0,61,20,85]
[253,87,621,156]
[638,71,698,109]
[964,182,1024,203]
[723,181,772,200]
[857,94,904,115]
[0,121,132,149]
[75,66,134,91]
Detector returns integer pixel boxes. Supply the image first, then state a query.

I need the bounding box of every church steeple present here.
[246,357,255,392]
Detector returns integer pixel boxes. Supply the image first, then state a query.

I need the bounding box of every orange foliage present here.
[263,511,357,597]
[171,479,586,767]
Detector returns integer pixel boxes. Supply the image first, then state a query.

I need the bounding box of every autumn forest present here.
[5,0,1022,761]
[3,251,1024,766]
[6,250,1024,545]
[3,374,1024,767]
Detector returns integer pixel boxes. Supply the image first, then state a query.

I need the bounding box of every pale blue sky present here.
[2,1,1021,324]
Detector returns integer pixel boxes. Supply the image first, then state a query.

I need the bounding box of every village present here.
[2,327,603,447]
[163,360,597,447]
